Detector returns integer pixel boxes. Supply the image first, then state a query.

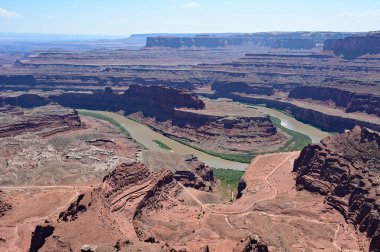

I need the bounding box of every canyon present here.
[0,30,379,252]
[0,86,292,158]
[0,93,373,251]
[1,33,380,135]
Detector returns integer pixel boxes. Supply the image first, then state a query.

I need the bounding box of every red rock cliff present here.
[289,86,380,117]
[0,105,82,138]
[330,32,380,59]
[293,127,380,251]
[123,84,205,119]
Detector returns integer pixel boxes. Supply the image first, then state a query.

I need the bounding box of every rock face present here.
[323,38,338,51]
[1,85,205,119]
[232,235,269,252]
[146,35,316,49]
[274,39,315,49]
[0,104,82,137]
[325,32,380,59]
[124,84,205,117]
[172,110,278,152]
[4,94,49,108]
[0,89,285,155]
[289,86,380,117]
[131,99,285,155]
[224,92,380,133]
[101,162,176,214]
[212,81,274,96]
[27,160,217,251]
[173,155,214,191]
[58,194,88,222]
[293,127,380,251]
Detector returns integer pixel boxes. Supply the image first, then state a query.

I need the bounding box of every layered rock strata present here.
[0,88,284,155]
[222,92,380,133]
[131,98,286,155]
[123,84,205,117]
[0,104,82,137]
[174,155,214,191]
[289,86,380,117]
[146,33,327,49]
[325,32,380,59]
[28,160,262,251]
[212,81,274,96]
[1,85,205,119]
[293,127,380,251]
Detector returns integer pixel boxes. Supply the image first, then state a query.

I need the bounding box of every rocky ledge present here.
[0,104,82,138]
[324,32,380,59]
[123,84,205,117]
[0,88,285,155]
[1,85,205,119]
[146,34,316,49]
[289,86,380,117]
[233,235,269,252]
[293,126,380,251]
[131,98,287,155]
[29,159,263,251]
[173,155,214,191]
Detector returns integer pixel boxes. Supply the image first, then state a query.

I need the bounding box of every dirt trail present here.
[180,152,343,250]
[3,152,344,251]
[185,152,299,215]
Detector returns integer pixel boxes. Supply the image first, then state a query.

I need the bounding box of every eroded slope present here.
[294,126,380,251]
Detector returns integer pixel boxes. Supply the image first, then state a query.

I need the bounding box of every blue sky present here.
[0,0,379,35]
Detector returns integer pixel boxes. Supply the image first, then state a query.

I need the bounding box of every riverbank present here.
[246,104,331,143]
[79,110,249,171]
[223,93,380,132]
[79,109,320,167]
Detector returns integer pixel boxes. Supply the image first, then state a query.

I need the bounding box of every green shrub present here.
[153,140,172,150]
[270,116,311,151]
[211,168,244,189]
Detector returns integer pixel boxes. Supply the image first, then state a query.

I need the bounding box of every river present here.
[82,110,249,171]
[249,105,331,143]
[80,107,330,171]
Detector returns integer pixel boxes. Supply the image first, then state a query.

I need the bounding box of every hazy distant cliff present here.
[324,32,380,59]
[146,34,317,49]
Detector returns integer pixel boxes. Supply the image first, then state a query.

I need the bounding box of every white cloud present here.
[0,7,21,18]
[183,2,200,8]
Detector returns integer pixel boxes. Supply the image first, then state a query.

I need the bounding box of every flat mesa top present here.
[176,98,265,118]
[0,105,75,124]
